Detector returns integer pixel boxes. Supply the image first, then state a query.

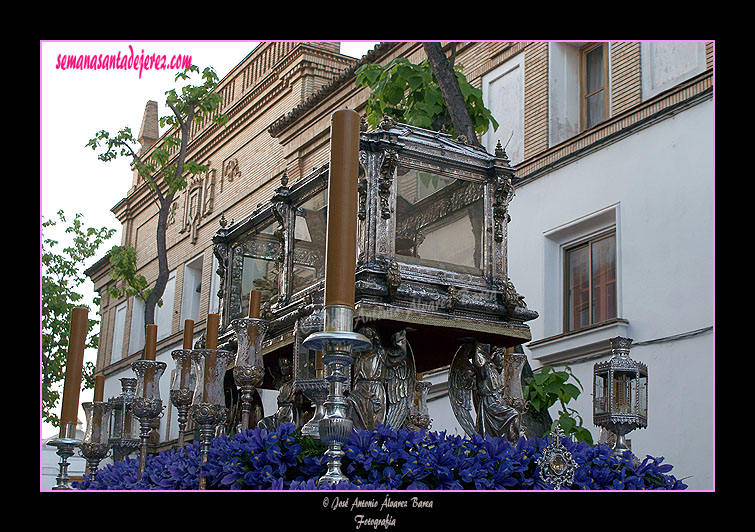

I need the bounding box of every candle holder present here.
[46,421,81,490]
[107,378,140,461]
[191,348,233,489]
[302,305,371,485]
[131,359,167,478]
[170,349,196,447]
[298,379,329,438]
[79,401,114,476]
[230,318,269,431]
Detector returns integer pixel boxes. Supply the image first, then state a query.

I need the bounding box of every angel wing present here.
[384,329,416,430]
[448,342,478,438]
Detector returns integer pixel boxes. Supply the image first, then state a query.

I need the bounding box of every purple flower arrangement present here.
[73,423,686,490]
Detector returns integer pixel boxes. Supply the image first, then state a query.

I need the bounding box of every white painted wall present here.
[507,100,714,489]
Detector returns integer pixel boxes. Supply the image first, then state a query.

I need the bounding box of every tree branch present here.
[423,42,481,147]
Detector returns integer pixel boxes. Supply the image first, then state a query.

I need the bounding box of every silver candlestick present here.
[47,421,81,490]
[230,318,268,432]
[302,305,371,485]
[79,401,113,477]
[191,348,233,490]
[170,349,196,447]
[131,360,167,478]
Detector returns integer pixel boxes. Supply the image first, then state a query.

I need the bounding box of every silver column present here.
[302,305,371,485]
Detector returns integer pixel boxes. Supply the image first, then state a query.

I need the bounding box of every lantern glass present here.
[83,401,113,445]
[109,379,139,440]
[133,361,166,401]
[192,349,233,405]
[638,374,648,418]
[593,372,608,416]
[231,318,269,368]
[613,371,633,414]
[170,349,197,394]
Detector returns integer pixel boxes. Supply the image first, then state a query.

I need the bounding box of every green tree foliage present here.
[355,57,498,140]
[86,66,227,328]
[42,210,115,427]
[523,365,594,444]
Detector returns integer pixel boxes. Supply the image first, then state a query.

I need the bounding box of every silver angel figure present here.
[347,327,416,430]
[448,341,521,442]
[258,356,300,430]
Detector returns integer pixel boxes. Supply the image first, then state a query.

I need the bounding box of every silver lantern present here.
[593,337,648,456]
[108,377,140,461]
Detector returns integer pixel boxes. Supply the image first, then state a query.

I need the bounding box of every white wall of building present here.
[507,100,714,489]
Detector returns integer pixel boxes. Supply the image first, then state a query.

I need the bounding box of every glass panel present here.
[395,167,484,274]
[566,244,590,331]
[613,372,632,414]
[234,221,280,320]
[585,46,604,94]
[591,235,616,324]
[638,375,648,418]
[585,92,604,129]
[293,189,328,293]
[594,373,607,415]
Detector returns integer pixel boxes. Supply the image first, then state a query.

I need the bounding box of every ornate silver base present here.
[133,397,164,477]
[80,442,111,477]
[298,379,329,439]
[191,403,228,490]
[603,423,636,458]
[170,389,193,447]
[302,305,371,485]
[47,423,81,490]
[233,365,265,432]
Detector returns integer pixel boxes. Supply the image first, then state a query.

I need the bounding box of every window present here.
[209,253,221,315]
[564,231,616,331]
[181,255,203,325]
[129,297,145,354]
[481,53,524,165]
[154,270,176,341]
[640,42,706,101]
[580,43,608,131]
[111,301,127,363]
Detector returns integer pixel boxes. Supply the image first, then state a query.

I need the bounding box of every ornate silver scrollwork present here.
[378,149,398,219]
[386,259,401,300]
[492,173,514,242]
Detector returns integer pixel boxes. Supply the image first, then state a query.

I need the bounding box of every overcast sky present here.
[40,40,379,439]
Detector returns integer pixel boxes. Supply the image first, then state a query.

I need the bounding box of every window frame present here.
[579,42,609,131]
[562,229,617,332]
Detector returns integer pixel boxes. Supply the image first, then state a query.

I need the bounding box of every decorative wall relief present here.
[180,163,217,244]
[222,158,241,193]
